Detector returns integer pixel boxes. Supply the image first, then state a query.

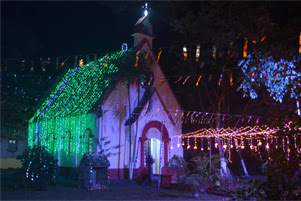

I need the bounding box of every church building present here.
[28,15,183,180]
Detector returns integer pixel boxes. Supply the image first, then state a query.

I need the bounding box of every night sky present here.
[2,1,301,68]
[1,1,301,130]
[1,2,174,60]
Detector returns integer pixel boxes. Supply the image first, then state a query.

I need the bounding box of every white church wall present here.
[152,64,182,113]
[133,89,183,170]
[98,43,183,179]
[99,81,146,169]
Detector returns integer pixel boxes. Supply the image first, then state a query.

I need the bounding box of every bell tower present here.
[132,16,155,49]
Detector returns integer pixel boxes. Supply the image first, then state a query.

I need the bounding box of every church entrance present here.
[138,121,171,177]
[145,138,161,174]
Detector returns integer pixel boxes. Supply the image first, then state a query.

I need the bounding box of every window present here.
[7,137,18,153]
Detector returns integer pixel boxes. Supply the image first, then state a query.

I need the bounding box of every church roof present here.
[134,16,153,36]
[80,154,110,167]
[135,16,148,26]
[30,51,129,122]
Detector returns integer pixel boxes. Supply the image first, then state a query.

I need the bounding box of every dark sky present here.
[1,1,301,130]
[2,1,301,60]
[1,1,173,60]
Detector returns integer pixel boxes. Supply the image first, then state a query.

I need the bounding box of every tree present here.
[158,1,300,178]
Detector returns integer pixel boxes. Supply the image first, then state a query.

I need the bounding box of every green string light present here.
[28,50,130,167]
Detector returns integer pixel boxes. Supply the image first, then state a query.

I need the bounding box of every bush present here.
[230,149,301,200]
[18,144,58,190]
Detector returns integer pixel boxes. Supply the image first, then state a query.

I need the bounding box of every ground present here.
[1,174,230,200]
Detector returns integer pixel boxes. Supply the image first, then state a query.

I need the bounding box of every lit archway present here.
[138,121,170,175]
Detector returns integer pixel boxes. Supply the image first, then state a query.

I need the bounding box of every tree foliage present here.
[159,1,301,184]
[231,149,301,200]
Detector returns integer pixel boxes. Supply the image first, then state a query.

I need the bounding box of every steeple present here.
[132,3,155,49]
[132,16,155,49]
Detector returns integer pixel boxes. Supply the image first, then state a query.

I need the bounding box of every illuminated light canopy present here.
[28,50,130,167]
[30,50,128,121]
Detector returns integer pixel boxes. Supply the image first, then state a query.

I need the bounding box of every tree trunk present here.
[127,80,132,179]
[238,148,249,176]
[130,80,140,180]
[216,100,228,178]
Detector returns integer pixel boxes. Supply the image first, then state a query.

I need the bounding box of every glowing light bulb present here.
[266,144,269,150]
[250,145,254,150]
[177,143,180,148]
[223,144,227,149]
[79,59,83,67]
[194,145,197,149]
[215,142,218,148]
[201,147,204,151]
[241,144,245,149]
[258,141,262,146]
[187,145,191,149]
[195,45,200,62]
[171,145,173,150]
[144,10,148,16]
[230,144,233,149]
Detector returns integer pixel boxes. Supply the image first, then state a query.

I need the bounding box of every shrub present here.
[230,148,301,200]
[18,144,58,190]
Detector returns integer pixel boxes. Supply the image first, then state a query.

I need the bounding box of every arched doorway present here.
[145,138,161,174]
[138,121,170,175]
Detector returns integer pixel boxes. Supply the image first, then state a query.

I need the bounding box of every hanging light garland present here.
[299,32,301,54]
[193,137,197,149]
[183,46,188,61]
[243,38,248,58]
[212,45,216,60]
[195,75,202,86]
[156,49,162,64]
[181,125,301,157]
[195,45,200,62]
[135,51,140,67]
